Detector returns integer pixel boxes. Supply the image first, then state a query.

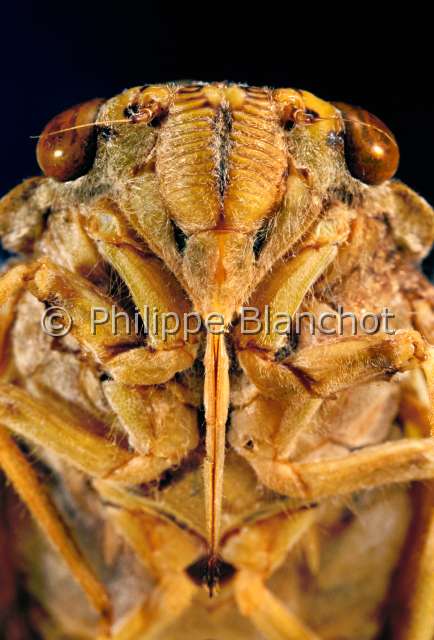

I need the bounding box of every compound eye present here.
[334,102,399,185]
[36,98,104,182]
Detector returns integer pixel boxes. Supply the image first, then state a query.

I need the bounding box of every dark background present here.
[1,3,433,277]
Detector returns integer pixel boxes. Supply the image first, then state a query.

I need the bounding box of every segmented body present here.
[0,83,433,640]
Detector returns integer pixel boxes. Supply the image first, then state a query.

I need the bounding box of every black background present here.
[1,3,433,277]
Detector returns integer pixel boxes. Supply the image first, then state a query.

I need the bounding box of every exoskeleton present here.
[0,83,433,640]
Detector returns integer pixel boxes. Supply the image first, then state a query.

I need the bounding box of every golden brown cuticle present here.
[0,82,433,640]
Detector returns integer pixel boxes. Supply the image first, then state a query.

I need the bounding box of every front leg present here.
[28,258,198,385]
[0,264,28,379]
[232,333,431,501]
[232,240,431,503]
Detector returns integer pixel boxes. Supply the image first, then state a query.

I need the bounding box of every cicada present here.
[0,83,433,640]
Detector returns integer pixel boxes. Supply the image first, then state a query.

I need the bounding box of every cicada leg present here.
[0,426,112,634]
[0,264,28,380]
[221,510,320,640]
[233,572,320,640]
[248,437,434,501]
[392,346,434,640]
[0,253,202,636]
[392,482,434,640]
[99,504,202,640]
[233,329,431,501]
[28,258,197,385]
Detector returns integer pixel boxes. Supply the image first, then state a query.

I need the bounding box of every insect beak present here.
[182,230,255,325]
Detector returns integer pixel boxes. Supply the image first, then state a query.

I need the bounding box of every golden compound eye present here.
[36,98,105,182]
[334,102,399,185]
